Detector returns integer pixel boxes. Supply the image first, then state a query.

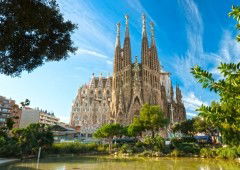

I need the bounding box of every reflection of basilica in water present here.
[70,15,186,136]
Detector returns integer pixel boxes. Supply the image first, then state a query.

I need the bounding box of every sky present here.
[1,0,240,123]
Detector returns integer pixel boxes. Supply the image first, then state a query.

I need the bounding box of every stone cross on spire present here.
[115,22,121,47]
[125,15,129,38]
[142,14,147,37]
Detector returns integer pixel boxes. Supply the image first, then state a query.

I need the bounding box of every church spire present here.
[142,14,147,38]
[114,22,122,72]
[115,22,121,47]
[141,14,149,67]
[150,21,155,46]
[125,15,129,38]
[123,15,131,67]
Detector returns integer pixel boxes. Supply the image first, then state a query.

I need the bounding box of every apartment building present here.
[19,107,59,128]
[0,96,21,128]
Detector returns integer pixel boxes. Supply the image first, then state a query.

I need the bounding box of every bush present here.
[200,148,216,158]
[0,136,20,157]
[119,144,133,154]
[170,137,199,155]
[171,137,196,147]
[143,136,165,151]
[216,146,239,159]
[170,149,183,157]
[49,142,107,154]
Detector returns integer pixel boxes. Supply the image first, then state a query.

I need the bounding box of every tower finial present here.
[142,14,147,37]
[150,21,155,46]
[115,22,121,47]
[135,56,138,63]
[125,15,129,38]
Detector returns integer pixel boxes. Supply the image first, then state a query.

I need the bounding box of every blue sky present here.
[1,0,240,123]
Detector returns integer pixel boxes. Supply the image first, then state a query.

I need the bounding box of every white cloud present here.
[76,48,109,59]
[186,112,198,118]
[58,0,114,54]
[173,0,239,104]
[125,0,156,24]
[106,60,113,65]
[183,92,208,112]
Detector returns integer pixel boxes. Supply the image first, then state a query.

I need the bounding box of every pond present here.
[2,155,240,170]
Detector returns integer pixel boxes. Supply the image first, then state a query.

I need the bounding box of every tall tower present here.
[150,22,160,72]
[113,23,121,73]
[123,15,131,68]
[111,23,121,122]
[141,14,149,67]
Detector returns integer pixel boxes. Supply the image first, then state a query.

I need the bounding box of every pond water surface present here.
[2,155,240,170]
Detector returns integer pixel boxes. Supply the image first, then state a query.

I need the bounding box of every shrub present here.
[171,137,196,148]
[180,143,200,155]
[119,144,133,154]
[216,146,239,159]
[49,142,106,154]
[143,136,165,151]
[200,148,216,158]
[0,136,20,157]
[170,137,200,155]
[170,149,183,157]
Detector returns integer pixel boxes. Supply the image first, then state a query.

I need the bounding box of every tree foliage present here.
[93,123,124,151]
[0,123,53,157]
[193,116,217,136]
[191,62,240,145]
[138,104,168,138]
[172,119,195,136]
[229,5,240,42]
[20,99,30,108]
[0,0,77,76]
[127,117,144,137]
[12,123,53,156]
[190,6,240,145]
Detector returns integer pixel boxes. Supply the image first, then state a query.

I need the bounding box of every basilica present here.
[70,15,186,136]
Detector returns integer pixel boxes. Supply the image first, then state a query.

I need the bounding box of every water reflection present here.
[3,156,240,170]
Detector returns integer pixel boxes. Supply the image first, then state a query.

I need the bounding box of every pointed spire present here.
[106,73,111,87]
[115,22,121,47]
[89,73,95,88]
[125,15,129,38]
[142,14,147,38]
[98,73,103,87]
[150,21,155,46]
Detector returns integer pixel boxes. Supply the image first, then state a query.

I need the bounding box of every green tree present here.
[20,99,30,108]
[194,116,217,136]
[191,63,240,145]
[94,123,123,151]
[139,104,168,138]
[190,5,240,146]
[127,117,144,137]
[12,123,54,156]
[229,5,240,42]
[172,119,195,136]
[0,0,77,76]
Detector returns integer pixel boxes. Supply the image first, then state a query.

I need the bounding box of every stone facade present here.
[70,75,112,135]
[70,15,186,135]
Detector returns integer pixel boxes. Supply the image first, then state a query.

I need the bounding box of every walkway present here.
[0,158,19,166]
